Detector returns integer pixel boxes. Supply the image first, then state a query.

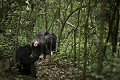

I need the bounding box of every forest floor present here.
[35,55,82,80]
[0,54,82,80]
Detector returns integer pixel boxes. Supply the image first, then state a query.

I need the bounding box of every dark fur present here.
[16,44,36,78]
[44,32,57,53]
[31,33,50,59]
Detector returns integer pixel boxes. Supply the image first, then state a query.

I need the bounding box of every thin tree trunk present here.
[116,6,119,57]
[44,0,48,31]
[70,0,73,13]
[83,0,90,80]
[14,8,22,66]
[78,1,82,76]
[73,28,76,67]
[96,0,106,77]
[56,0,61,52]
[111,0,119,53]
[106,0,118,43]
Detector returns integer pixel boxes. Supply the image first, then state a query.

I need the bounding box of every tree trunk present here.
[103,0,119,57]
[111,0,119,53]
[56,0,61,52]
[96,0,106,77]
[14,8,22,66]
[73,28,77,67]
[44,0,48,31]
[83,0,90,80]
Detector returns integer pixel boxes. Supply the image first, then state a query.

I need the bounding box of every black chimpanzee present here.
[16,44,37,78]
[44,32,57,55]
[31,32,50,59]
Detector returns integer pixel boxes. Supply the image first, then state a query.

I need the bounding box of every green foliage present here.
[0,33,15,55]
[102,56,120,80]
[0,0,119,79]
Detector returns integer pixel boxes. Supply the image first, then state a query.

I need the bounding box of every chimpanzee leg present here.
[43,51,46,59]
[30,64,36,78]
[43,44,50,59]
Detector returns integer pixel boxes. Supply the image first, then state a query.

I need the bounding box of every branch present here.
[58,5,86,41]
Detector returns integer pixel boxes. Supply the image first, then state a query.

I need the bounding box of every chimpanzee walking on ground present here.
[44,32,57,55]
[31,32,50,59]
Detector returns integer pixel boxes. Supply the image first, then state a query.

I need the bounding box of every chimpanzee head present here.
[33,41,39,47]
[30,33,47,59]
[30,42,43,59]
[51,33,57,41]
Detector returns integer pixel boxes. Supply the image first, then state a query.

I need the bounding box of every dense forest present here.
[0,0,120,80]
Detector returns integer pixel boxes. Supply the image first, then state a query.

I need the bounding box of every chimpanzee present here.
[31,32,50,59]
[16,44,37,78]
[44,32,57,55]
